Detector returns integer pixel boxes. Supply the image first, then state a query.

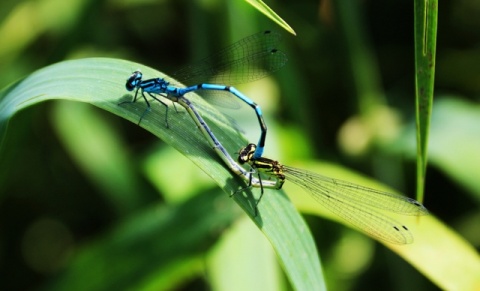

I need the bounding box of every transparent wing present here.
[283,166,428,244]
[173,30,287,86]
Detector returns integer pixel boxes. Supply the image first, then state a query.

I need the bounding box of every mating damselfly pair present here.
[121,30,428,244]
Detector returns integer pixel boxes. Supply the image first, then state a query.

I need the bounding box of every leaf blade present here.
[0,58,324,290]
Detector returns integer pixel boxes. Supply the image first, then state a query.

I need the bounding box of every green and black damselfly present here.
[237,143,429,244]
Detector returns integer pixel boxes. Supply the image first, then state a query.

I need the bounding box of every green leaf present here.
[0,58,324,290]
[414,0,438,201]
[245,0,296,35]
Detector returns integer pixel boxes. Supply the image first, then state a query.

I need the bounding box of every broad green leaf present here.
[0,58,324,290]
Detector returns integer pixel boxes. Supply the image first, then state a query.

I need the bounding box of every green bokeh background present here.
[0,0,479,290]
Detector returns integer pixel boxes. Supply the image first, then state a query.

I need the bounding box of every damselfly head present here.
[238,143,257,164]
[125,70,143,91]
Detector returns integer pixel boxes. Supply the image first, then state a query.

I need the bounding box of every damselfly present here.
[122,30,287,159]
[237,143,429,244]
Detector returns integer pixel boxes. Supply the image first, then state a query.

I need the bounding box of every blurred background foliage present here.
[0,0,479,290]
